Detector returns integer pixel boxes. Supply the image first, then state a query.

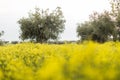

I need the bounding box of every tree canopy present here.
[18,7,65,43]
[76,0,120,43]
[0,31,4,37]
[77,11,115,43]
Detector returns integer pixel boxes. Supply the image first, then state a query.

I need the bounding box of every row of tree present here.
[1,0,119,43]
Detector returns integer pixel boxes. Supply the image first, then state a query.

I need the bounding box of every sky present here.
[0,0,111,41]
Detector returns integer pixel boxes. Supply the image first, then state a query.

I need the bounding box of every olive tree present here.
[18,7,65,43]
[77,11,115,43]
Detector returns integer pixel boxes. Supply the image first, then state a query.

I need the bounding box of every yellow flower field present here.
[0,41,120,80]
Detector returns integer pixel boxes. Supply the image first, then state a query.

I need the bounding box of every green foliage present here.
[77,11,115,43]
[0,31,4,37]
[77,22,94,41]
[90,11,115,42]
[18,7,65,43]
[110,0,120,17]
[110,0,120,41]
[11,41,19,44]
[77,0,120,42]
[0,31,4,45]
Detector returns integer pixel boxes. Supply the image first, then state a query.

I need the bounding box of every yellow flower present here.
[0,70,3,79]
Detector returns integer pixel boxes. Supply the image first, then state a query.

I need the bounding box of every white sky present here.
[0,0,111,41]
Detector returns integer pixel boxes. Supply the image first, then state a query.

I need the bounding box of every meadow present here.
[0,41,120,80]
